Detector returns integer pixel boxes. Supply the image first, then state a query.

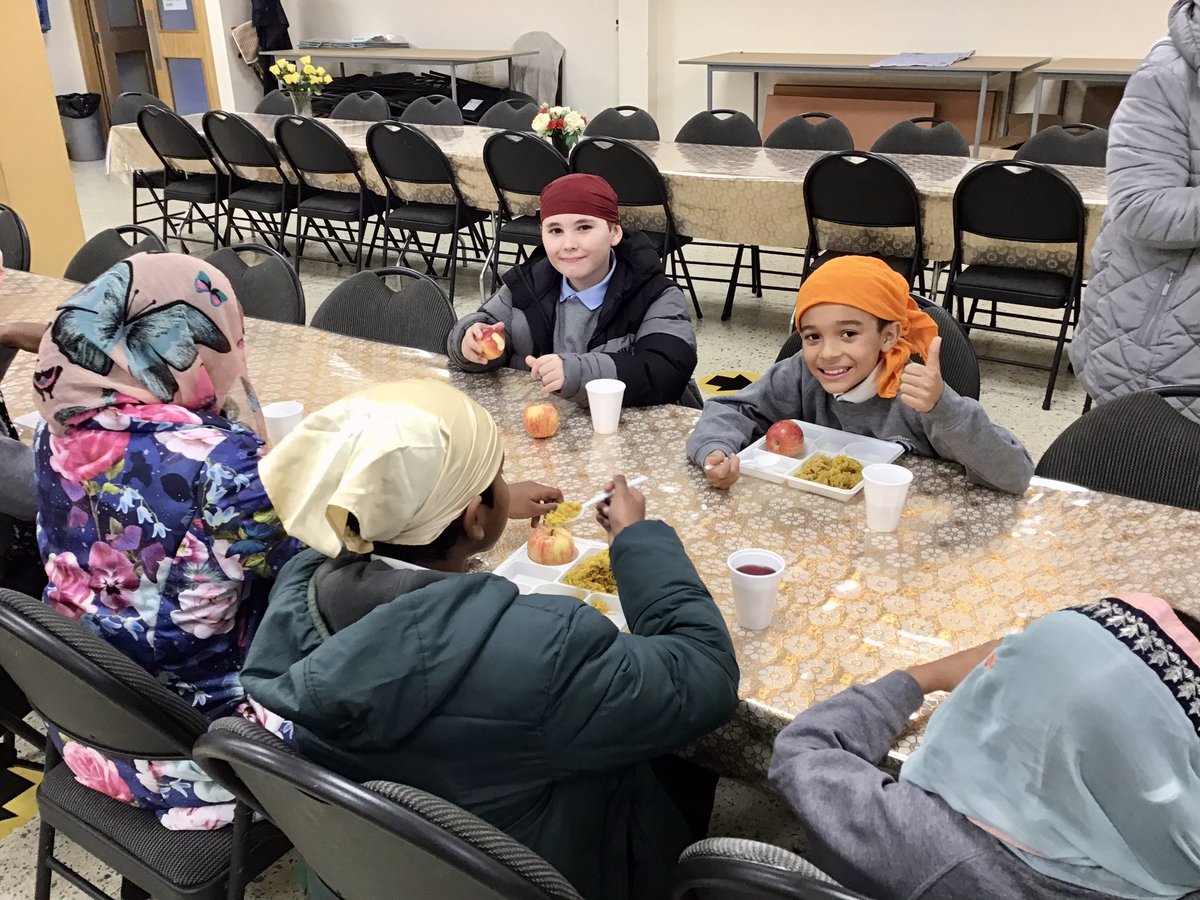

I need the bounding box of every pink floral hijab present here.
[33,252,263,435]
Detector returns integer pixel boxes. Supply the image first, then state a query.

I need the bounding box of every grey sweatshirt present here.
[768,672,1175,900]
[685,354,1033,495]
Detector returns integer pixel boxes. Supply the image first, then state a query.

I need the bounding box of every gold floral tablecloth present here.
[106,115,1107,272]
[6,269,1192,786]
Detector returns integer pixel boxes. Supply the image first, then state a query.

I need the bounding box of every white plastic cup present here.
[862,463,914,532]
[585,378,626,434]
[262,400,304,446]
[727,549,786,631]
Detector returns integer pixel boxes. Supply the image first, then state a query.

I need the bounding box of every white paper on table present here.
[871,51,975,68]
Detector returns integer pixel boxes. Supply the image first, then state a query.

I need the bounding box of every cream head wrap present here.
[259,380,504,557]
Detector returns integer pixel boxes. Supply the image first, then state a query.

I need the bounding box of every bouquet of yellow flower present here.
[268,56,333,96]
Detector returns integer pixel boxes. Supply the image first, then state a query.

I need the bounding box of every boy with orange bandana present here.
[687,256,1033,494]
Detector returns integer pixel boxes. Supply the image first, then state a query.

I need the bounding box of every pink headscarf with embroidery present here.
[33,252,263,436]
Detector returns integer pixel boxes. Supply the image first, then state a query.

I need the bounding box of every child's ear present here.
[609,223,623,246]
[880,320,903,352]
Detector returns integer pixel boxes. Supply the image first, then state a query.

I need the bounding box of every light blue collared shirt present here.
[559,252,616,311]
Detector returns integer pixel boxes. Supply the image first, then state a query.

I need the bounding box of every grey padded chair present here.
[311,266,457,353]
[400,94,465,126]
[675,109,761,147]
[764,113,854,151]
[871,117,970,157]
[777,293,980,400]
[0,203,31,272]
[330,90,391,122]
[254,89,295,116]
[479,100,540,132]
[584,106,660,141]
[109,92,173,230]
[204,243,306,324]
[1036,385,1200,511]
[194,718,582,900]
[0,590,289,900]
[672,838,868,899]
[1014,123,1108,168]
[63,225,167,283]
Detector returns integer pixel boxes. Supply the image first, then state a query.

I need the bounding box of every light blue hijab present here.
[901,593,1200,899]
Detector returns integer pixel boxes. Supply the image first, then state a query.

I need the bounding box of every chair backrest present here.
[871,117,970,157]
[330,90,391,122]
[1014,123,1109,167]
[202,110,283,171]
[63,226,167,283]
[479,100,540,132]
[675,109,761,147]
[137,105,214,172]
[400,95,465,126]
[777,293,980,400]
[803,151,921,230]
[109,91,169,127]
[764,113,854,151]
[672,838,870,900]
[204,243,305,324]
[311,266,458,352]
[953,161,1085,259]
[1035,386,1200,510]
[194,718,582,900]
[274,114,361,179]
[0,589,208,759]
[584,106,660,141]
[367,121,462,205]
[0,203,31,272]
[254,89,295,116]
[570,138,680,245]
[483,130,570,222]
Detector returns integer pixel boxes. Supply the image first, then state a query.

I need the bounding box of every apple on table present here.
[765,420,806,458]
[524,403,559,439]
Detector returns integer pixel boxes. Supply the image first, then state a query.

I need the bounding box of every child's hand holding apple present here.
[461,322,506,365]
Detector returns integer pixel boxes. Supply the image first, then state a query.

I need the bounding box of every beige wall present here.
[42,0,87,95]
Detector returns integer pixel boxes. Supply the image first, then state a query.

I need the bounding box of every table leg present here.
[1031,74,1045,136]
[1002,72,1017,130]
[972,73,988,157]
[451,65,459,104]
[707,66,714,111]
[753,72,760,126]
[339,62,346,78]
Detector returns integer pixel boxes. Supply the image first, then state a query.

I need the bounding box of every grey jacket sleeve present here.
[768,672,994,900]
[1106,55,1200,250]
[920,388,1034,495]
[445,285,515,372]
[0,436,36,521]
[558,351,618,406]
[685,355,807,466]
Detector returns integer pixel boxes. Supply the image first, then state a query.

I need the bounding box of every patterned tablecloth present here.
[106,115,1107,273]
[5,269,1192,786]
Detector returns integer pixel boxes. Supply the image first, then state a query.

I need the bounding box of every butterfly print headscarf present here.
[33,252,263,436]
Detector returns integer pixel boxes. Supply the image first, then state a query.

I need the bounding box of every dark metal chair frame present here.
[478,99,541,132]
[330,90,392,122]
[870,116,971,157]
[583,105,660,141]
[399,94,465,126]
[253,90,294,116]
[203,242,306,325]
[0,202,32,272]
[1013,123,1109,168]
[763,112,854,151]
[110,92,173,231]
[672,838,869,900]
[63,225,168,284]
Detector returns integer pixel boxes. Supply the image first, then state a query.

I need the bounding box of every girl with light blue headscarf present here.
[769,592,1200,900]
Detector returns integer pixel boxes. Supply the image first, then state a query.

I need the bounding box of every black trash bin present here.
[57,92,105,162]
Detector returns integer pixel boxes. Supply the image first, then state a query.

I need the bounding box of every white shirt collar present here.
[835,363,883,403]
[371,554,429,572]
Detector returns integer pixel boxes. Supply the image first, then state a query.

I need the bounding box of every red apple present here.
[528,525,577,566]
[523,403,559,439]
[765,420,806,457]
[478,324,506,361]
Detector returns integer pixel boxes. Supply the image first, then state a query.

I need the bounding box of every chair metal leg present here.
[120,878,150,900]
[722,244,746,321]
[1082,394,1093,413]
[676,249,701,319]
[225,801,252,900]
[34,819,54,900]
[750,244,762,297]
[1042,305,1073,410]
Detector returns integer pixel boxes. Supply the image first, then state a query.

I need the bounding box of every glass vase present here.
[291,92,313,118]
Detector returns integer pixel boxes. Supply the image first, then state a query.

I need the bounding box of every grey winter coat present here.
[1070,0,1200,420]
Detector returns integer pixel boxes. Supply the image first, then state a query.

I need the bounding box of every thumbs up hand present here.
[899,336,945,413]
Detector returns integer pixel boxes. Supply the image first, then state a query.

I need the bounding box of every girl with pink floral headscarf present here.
[32,252,299,829]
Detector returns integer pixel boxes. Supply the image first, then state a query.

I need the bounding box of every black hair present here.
[354,483,497,563]
[1175,608,1200,641]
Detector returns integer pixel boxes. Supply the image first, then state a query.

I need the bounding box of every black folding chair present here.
[764,113,854,151]
[0,590,289,900]
[310,266,457,353]
[481,129,569,292]
[570,137,700,317]
[479,100,540,132]
[1014,123,1108,168]
[672,838,868,900]
[273,115,384,272]
[137,106,232,252]
[194,718,582,900]
[110,92,172,231]
[945,160,1086,409]
[0,202,31,272]
[584,106,660,141]
[400,95,465,126]
[330,91,391,122]
[63,226,167,283]
[204,243,306,324]
[366,121,489,305]
[1036,385,1200,510]
[253,90,293,116]
[202,111,298,252]
[871,117,970,157]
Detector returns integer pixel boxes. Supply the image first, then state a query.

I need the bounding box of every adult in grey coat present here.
[1071,0,1200,420]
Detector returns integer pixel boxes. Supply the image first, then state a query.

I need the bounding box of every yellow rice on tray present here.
[563,551,617,594]
[795,453,864,489]
[542,501,582,528]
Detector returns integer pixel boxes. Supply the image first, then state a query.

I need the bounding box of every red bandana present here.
[539,173,619,223]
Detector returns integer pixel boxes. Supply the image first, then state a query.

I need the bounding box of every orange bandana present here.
[793,256,938,398]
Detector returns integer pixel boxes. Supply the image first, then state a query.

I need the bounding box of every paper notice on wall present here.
[161,0,187,10]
